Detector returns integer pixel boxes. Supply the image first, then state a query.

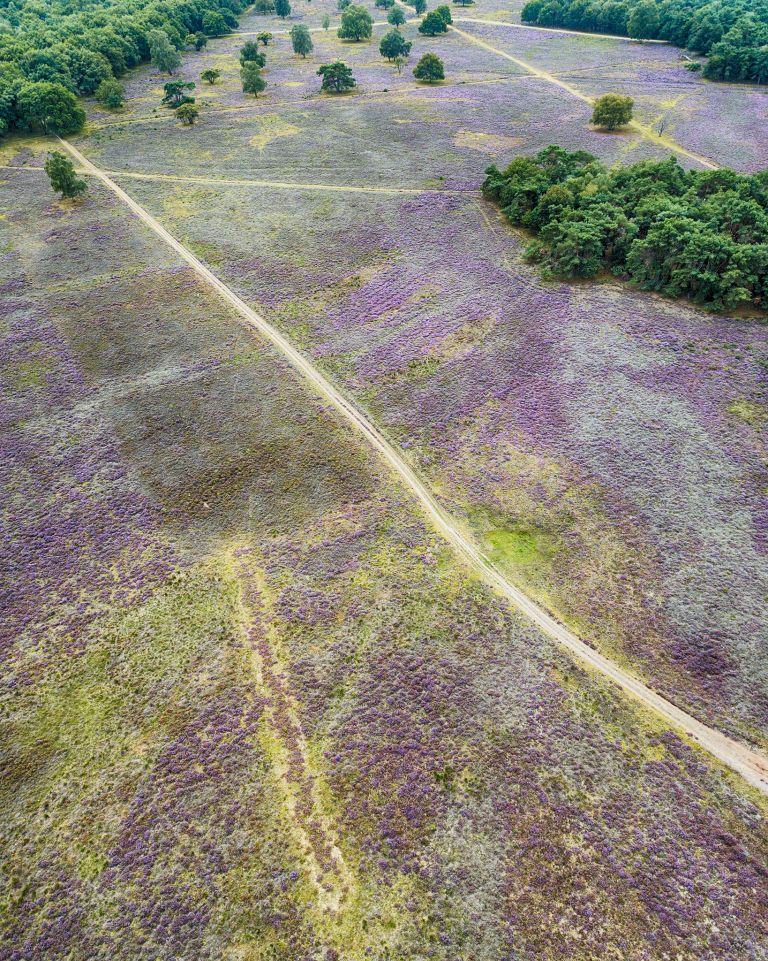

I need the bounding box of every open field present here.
[3,0,768,957]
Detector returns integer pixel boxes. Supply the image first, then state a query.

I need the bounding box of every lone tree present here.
[322,12,331,28]
[201,68,221,84]
[291,23,314,56]
[435,4,453,23]
[413,51,444,81]
[240,41,267,66]
[388,6,406,26]
[254,0,275,11]
[275,0,292,17]
[413,0,427,13]
[162,80,196,107]
[176,102,199,124]
[257,31,273,47]
[591,93,633,129]
[95,78,125,109]
[375,0,395,7]
[44,151,87,198]
[380,29,411,60]
[318,60,356,92]
[338,4,373,40]
[453,0,474,6]
[418,10,448,34]
[15,81,86,134]
[627,0,659,38]
[241,61,266,96]
[148,29,181,74]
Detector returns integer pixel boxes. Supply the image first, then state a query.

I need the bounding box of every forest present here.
[520,0,768,84]
[0,0,246,135]
[484,146,768,310]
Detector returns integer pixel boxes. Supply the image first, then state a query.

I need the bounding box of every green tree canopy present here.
[201,68,221,83]
[202,11,229,36]
[387,6,406,26]
[418,10,448,33]
[240,40,266,66]
[627,0,659,37]
[148,29,181,74]
[95,77,125,108]
[591,93,633,129]
[290,23,314,56]
[413,50,444,80]
[44,150,87,198]
[435,4,453,23]
[317,59,356,91]
[380,28,412,59]
[338,4,373,40]
[275,0,292,17]
[16,80,86,133]
[162,79,195,106]
[241,60,266,95]
[176,101,198,123]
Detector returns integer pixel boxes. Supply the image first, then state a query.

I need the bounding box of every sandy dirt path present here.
[447,23,719,170]
[55,137,768,796]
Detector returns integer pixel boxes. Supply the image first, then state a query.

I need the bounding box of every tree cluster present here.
[520,0,768,84]
[484,145,768,311]
[0,0,246,136]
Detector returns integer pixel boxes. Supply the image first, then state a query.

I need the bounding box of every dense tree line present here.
[0,0,246,135]
[520,0,768,84]
[484,145,768,311]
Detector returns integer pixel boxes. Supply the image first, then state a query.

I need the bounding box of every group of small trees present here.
[484,145,768,311]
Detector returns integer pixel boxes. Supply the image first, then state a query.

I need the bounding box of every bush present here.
[176,102,199,124]
[95,78,125,109]
[413,51,444,81]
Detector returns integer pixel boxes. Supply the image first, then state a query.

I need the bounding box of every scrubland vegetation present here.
[2,0,768,957]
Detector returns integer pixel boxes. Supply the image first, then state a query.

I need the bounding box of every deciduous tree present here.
[16,81,86,134]
[380,29,411,59]
[413,50,444,80]
[148,29,181,74]
[291,24,314,56]
[201,68,221,84]
[241,61,266,95]
[44,150,87,198]
[338,4,373,40]
[318,60,356,91]
[418,10,448,33]
[590,92,633,128]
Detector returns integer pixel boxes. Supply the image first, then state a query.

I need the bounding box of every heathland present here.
[2,0,768,958]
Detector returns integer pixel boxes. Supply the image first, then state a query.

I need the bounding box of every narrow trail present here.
[453,16,671,43]
[1,162,473,196]
[236,552,353,914]
[447,23,719,170]
[58,136,768,796]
